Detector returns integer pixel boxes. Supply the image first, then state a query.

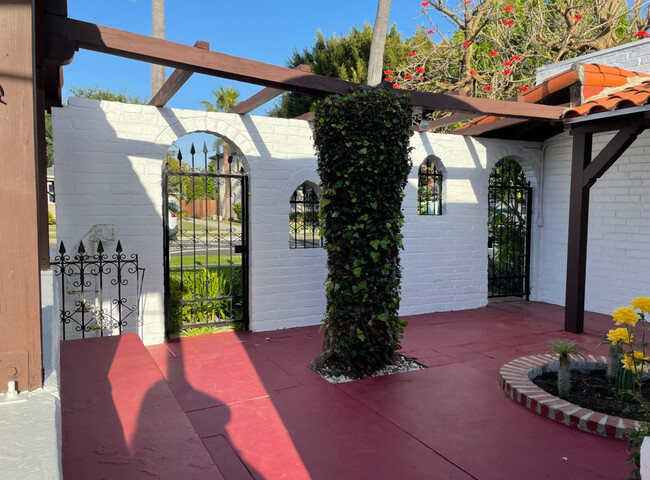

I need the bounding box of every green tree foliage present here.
[200,86,240,112]
[268,24,410,118]
[67,85,148,104]
[310,89,413,377]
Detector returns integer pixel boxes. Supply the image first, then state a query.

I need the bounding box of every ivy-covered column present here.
[311,88,413,377]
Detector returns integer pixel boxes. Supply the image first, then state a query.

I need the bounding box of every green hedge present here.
[312,88,413,376]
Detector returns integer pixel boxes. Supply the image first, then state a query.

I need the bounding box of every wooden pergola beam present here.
[149,40,209,107]
[563,115,648,333]
[44,14,565,121]
[230,65,311,115]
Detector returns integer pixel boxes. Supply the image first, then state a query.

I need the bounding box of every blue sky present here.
[63,1,439,114]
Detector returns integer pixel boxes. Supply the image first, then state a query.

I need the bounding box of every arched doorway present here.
[162,133,248,337]
[488,157,532,299]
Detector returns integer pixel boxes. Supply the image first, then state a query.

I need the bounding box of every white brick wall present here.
[53,98,543,344]
[536,38,650,83]
[534,130,650,315]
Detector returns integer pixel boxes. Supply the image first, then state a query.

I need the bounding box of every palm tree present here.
[367,0,392,86]
[151,0,165,95]
[547,339,585,399]
[201,87,240,220]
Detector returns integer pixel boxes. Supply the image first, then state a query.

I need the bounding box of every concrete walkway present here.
[61,302,631,479]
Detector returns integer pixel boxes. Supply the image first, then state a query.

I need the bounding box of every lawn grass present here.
[169,255,241,267]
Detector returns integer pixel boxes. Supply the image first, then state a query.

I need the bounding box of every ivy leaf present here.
[356,329,365,342]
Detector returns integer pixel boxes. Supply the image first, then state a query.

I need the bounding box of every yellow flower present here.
[631,297,650,313]
[612,306,640,326]
[607,328,633,345]
[621,351,649,373]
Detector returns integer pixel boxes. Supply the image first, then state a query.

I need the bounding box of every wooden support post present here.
[0,1,44,392]
[564,131,592,333]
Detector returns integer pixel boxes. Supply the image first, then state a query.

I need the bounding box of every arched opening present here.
[417,156,444,215]
[162,132,248,337]
[289,181,322,248]
[488,157,532,299]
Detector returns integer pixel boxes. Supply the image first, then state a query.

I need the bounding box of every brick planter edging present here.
[499,354,642,439]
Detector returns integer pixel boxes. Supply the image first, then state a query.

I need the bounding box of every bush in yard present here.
[232,202,242,221]
[310,88,413,378]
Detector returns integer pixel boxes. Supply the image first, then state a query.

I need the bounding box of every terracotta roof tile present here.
[563,80,650,118]
[459,63,650,130]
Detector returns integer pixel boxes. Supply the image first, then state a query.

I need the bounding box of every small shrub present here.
[232,202,242,221]
[48,211,56,225]
[546,339,585,399]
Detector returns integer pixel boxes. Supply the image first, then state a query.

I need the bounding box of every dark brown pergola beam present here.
[44,14,565,120]
[563,118,647,333]
[454,117,527,136]
[421,113,478,131]
[149,40,209,107]
[230,65,311,115]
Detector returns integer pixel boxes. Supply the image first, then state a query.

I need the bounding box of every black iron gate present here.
[488,158,532,299]
[163,143,248,335]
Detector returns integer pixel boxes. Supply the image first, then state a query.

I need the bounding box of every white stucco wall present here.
[534,130,650,314]
[536,38,650,83]
[53,98,542,343]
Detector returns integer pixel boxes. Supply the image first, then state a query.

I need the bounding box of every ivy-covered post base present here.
[310,88,413,378]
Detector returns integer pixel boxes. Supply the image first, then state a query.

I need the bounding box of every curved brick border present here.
[499,354,641,439]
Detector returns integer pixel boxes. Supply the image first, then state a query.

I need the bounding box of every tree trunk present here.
[151,0,166,96]
[557,355,571,399]
[367,0,392,86]
[220,142,232,221]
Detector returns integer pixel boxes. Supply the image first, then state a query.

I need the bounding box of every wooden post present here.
[0,1,44,392]
[564,131,592,333]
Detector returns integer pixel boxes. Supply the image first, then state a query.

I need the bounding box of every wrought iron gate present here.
[488,158,532,299]
[163,143,248,335]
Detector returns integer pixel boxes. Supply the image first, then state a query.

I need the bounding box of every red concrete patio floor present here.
[61,301,632,479]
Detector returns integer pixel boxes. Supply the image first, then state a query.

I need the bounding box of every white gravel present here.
[316,355,425,384]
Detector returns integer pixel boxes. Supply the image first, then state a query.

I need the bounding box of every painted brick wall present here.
[536,38,650,83]
[53,98,542,344]
[534,130,650,315]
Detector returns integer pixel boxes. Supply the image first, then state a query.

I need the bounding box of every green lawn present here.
[169,254,241,267]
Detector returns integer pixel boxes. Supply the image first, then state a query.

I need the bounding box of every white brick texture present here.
[54,98,547,344]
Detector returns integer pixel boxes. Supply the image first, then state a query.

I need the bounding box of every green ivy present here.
[312,88,413,377]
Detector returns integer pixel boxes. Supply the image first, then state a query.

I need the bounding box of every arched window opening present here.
[290,182,321,249]
[418,157,443,215]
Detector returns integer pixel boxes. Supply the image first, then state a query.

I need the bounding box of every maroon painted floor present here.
[61,301,632,479]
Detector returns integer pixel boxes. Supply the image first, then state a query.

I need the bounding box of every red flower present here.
[483,85,493,91]
[470,69,477,76]
[503,69,512,75]
[504,5,514,12]
[427,29,435,34]
[415,67,426,73]
[418,76,425,81]
[518,86,529,92]
[428,180,433,185]
[384,70,393,75]
[420,1,429,6]
[393,84,400,89]
[489,50,499,56]
[384,76,393,81]
[573,14,583,20]
[635,31,650,38]
[463,0,471,4]
[404,75,413,79]
[511,55,522,61]
[503,61,513,66]
[408,52,417,57]
[463,41,472,46]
